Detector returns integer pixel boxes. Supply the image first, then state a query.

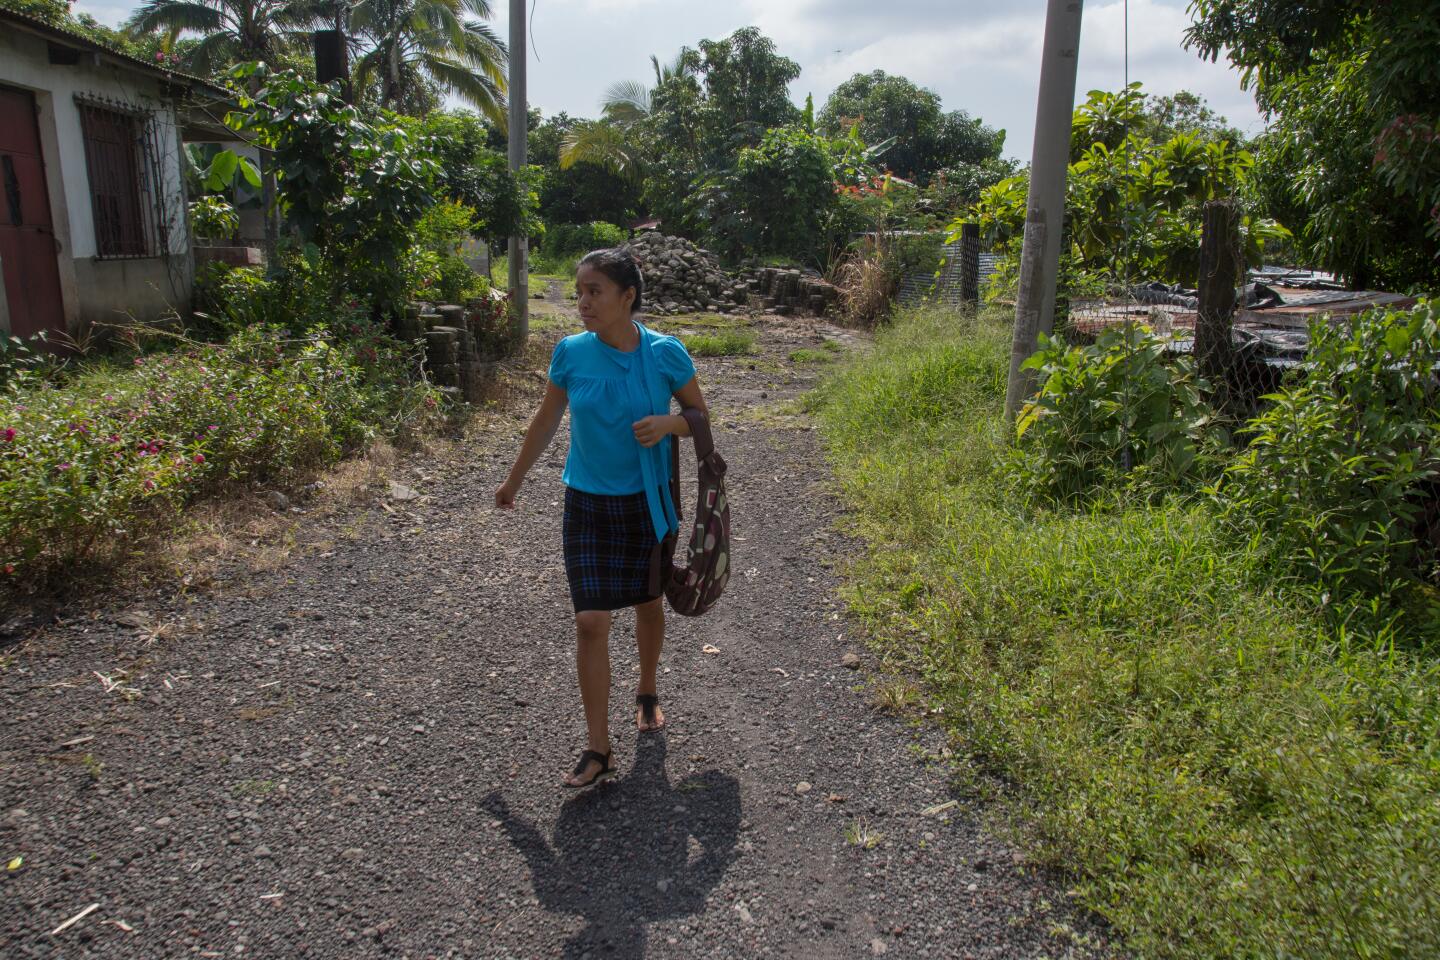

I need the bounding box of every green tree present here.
[1186,0,1440,288]
[350,0,507,121]
[693,27,800,161]
[1140,90,1244,145]
[535,113,642,225]
[126,0,317,74]
[818,70,1004,183]
[411,110,541,255]
[965,84,1286,294]
[697,125,836,264]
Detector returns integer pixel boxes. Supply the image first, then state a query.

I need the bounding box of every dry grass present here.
[833,252,897,328]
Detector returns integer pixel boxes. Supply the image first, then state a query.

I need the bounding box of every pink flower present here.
[193,453,205,464]
[57,462,71,471]
[3,428,14,442]
[143,479,155,490]
[208,425,219,432]
[3,564,13,575]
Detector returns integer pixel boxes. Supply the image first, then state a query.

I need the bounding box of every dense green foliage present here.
[0,323,436,577]
[542,221,626,258]
[119,0,507,118]
[410,110,542,257]
[1013,325,1215,503]
[1186,0,1440,288]
[965,84,1285,296]
[812,305,1440,959]
[532,112,642,226]
[1221,302,1440,599]
[225,65,439,316]
[697,126,837,263]
[817,70,1005,184]
[126,0,313,75]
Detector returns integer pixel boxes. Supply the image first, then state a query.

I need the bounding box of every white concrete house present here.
[0,7,220,342]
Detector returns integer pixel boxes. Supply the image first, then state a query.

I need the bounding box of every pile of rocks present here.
[398,299,505,402]
[738,266,841,317]
[625,231,750,315]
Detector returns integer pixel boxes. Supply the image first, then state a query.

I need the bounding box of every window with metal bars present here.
[78,101,160,258]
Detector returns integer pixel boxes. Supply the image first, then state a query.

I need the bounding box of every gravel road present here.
[0,305,1114,959]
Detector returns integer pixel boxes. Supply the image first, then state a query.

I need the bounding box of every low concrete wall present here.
[72,257,189,330]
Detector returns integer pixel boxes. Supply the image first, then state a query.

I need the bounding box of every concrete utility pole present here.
[507,0,529,343]
[1004,0,1085,419]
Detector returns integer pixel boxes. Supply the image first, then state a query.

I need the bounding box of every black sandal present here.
[564,749,613,789]
[636,693,665,732]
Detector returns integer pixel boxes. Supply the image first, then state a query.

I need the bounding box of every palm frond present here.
[127,0,225,37]
[560,121,643,184]
[602,79,650,122]
[422,52,505,122]
[457,20,506,85]
[184,29,237,73]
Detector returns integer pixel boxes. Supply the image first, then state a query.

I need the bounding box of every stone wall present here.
[398,299,507,402]
[738,267,840,317]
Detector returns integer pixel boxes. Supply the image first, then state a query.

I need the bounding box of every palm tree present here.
[349,0,506,123]
[559,50,695,181]
[126,0,318,75]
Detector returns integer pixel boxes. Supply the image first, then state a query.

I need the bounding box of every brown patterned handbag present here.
[660,407,731,616]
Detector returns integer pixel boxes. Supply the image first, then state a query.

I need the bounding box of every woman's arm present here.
[633,376,706,446]
[495,382,568,508]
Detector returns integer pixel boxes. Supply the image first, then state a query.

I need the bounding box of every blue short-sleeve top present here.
[548,326,696,501]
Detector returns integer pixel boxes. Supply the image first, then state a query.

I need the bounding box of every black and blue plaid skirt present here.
[562,487,662,612]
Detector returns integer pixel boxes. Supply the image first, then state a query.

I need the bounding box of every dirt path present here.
[0,309,1112,959]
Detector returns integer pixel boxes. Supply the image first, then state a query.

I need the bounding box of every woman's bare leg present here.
[634,598,666,731]
[568,610,612,784]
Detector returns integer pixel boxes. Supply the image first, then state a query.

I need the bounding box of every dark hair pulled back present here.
[578,246,644,315]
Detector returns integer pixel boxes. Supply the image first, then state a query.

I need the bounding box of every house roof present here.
[0,6,229,99]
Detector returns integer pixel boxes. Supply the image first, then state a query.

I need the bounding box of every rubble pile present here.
[625,232,749,315]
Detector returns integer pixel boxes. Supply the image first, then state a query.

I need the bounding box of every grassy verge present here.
[809,305,1440,958]
[0,324,438,589]
[681,330,757,357]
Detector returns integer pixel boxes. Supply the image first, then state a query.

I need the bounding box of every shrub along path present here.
[0,312,1112,959]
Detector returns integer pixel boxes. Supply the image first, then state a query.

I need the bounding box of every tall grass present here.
[810,305,1440,958]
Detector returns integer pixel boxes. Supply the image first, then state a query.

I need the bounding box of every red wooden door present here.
[0,86,66,341]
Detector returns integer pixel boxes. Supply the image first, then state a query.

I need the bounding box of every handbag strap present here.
[678,407,715,462]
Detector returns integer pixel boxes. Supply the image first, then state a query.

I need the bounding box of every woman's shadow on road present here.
[482,735,742,959]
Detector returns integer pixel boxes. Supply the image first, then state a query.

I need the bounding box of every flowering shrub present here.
[0,324,438,576]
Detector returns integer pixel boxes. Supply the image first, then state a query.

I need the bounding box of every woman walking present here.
[495,247,706,788]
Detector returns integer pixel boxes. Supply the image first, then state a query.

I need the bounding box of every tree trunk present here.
[1197,198,1241,412]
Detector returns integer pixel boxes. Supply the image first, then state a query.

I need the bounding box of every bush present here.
[1013,324,1217,504]
[1219,301,1440,600]
[0,323,437,577]
[543,221,627,257]
[189,195,238,241]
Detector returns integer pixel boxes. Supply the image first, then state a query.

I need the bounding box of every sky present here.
[73,0,1266,161]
